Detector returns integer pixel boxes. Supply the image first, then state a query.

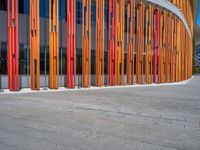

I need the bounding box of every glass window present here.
[19,43,29,74]
[19,0,29,15]
[40,0,49,18]
[134,54,136,74]
[91,2,96,27]
[76,49,82,74]
[143,55,146,74]
[0,0,7,11]
[59,47,66,74]
[104,51,108,74]
[40,46,49,74]
[124,12,127,32]
[40,45,45,74]
[23,0,29,14]
[0,42,7,74]
[91,50,95,74]
[59,0,66,21]
[124,53,127,75]
[76,0,82,24]
[104,6,108,29]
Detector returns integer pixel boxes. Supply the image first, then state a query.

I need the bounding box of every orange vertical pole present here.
[166,13,171,82]
[181,22,183,81]
[184,23,186,80]
[184,25,187,80]
[190,32,192,78]
[30,0,40,90]
[96,0,104,86]
[49,0,59,89]
[171,16,174,82]
[7,0,19,91]
[169,14,173,82]
[136,2,144,84]
[185,29,187,80]
[185,27,187,80]
[82,0,91,87]
[176,19,180,81]
[181,23,185,81]
[127,0,135,85]
[66,0,76,88]
[172,16,177,82]
[160,10,167,83]
[170,13,173,82]
[116,0,124,85]
[182,25,186,80]
[145,5,153,84]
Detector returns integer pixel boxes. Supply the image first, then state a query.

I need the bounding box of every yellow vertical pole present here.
[49,0,59,89]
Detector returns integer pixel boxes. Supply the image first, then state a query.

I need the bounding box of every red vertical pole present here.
[153,9,160,83]
[66,0,76,88]
[108,0,116,86]
[8,0,19,91]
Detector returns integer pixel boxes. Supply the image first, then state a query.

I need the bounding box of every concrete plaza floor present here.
[0,76,200,150]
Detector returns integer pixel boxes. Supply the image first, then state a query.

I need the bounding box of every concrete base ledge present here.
[0,77,193,95]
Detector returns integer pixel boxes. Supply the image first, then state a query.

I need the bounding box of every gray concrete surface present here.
[0,76,200,150]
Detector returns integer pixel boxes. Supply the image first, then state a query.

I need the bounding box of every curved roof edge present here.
[146,0,192,38]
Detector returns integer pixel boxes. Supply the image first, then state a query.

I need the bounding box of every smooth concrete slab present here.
[0,76,200,150]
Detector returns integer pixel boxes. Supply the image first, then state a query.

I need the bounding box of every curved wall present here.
[0,0,193,91]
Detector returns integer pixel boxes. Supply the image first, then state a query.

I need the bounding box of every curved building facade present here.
[0,0,193,91]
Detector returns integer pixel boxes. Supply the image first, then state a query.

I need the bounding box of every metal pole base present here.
[43,87,48,90]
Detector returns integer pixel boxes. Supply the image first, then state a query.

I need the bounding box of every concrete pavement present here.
[0,76,200,150]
